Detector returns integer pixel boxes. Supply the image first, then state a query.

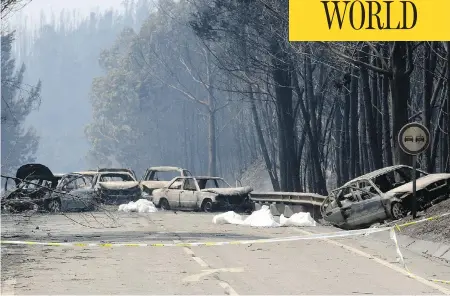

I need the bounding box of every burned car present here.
[91,171,141,205]
[152,176,253,212]
[1,163,60,212]
[41,173,97,212]
[321,165,450,230]
[97,168,137,180]
[140,166,192,197]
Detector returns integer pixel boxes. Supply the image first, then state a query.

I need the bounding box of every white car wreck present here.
[152,176,253,212]
[140,166,192,197]
[321,165,450,230]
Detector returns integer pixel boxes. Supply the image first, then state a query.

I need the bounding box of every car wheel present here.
[159,198,170,211]
[391,202,406,220]
[47,198,61,213]
[201,199,213,213]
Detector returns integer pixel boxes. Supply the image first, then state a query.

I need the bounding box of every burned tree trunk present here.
[422,42,437,171]
[447,41,450,172]
[390,42,413,166]
[349,68,360,178]
[360,44,383,169]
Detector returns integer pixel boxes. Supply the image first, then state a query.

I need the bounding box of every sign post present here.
[397,122,431,219]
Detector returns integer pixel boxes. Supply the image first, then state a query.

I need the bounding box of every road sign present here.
[397,122,431,219]
[398,122,431,155]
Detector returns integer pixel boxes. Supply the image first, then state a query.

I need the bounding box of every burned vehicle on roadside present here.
[152,176,253,212]
[140,166,192,198]
[91,171,141,205]
[97,168,137,180]
[321,165,450,230]
[43,173,98,212]
[1,163,60,212]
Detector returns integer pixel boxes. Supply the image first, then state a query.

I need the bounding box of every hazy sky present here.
[10,0,124,25]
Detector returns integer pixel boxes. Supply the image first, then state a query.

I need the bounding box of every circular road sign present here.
[398,122,430,155]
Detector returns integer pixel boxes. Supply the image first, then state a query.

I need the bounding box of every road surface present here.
[1,210,450,295]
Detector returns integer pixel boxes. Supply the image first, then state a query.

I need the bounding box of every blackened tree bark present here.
[349,68,360,178]
[422,42,437,171]
[390,42,414,165]
[270,40,297,191]
[381,44,393,166]
[447,41,450,172]
[341,73,350,182]
[360,43,383,169]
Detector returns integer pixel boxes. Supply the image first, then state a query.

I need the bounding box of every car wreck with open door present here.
[1,163,60,212]
[152,176,253,212]
[320,165,450,230]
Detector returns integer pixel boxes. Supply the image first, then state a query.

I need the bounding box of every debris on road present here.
[118,199,157,213]
[213,205,316,227]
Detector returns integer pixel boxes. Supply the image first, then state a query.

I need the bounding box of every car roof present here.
[147,166,184,171]
[343,165,411,186]
[172,176,222,180]
[74,171,99,175]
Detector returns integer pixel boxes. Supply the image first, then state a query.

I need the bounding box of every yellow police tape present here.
[0,212,448,248]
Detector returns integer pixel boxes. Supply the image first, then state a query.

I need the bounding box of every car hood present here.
[200,186,253,196]
[141,180,170,189]
[386,173,450,195]
[98,181,140,190]
[15,163,54,186]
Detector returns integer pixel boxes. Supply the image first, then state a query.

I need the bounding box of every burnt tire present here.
[391,202,406,220]
[47,198,61,213]
[159,198,170,211]
[201,199,213,213]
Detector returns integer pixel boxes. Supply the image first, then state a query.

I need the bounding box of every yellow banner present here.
[289,0,450,41]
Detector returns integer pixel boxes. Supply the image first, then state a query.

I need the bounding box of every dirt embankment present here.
[385,198,450,245]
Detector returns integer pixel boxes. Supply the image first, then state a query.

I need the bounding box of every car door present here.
[322,187,353,228]
[180,178,198,209]
[166,178,183,209]
[60,177,80,209]
[73,176,94,209]
[344,186,386,228]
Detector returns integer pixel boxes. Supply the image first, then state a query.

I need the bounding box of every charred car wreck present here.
[321,165,450,230]
[2,164,61,212]
[140,166,192,198]
[152,176,253,212]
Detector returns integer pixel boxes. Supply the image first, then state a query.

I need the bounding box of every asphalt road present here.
[1,209,450,295]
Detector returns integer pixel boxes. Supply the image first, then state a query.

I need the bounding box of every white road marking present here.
[170,230,240,294]
[219,281,239,295]
[192,256,209,267]
[183,247,195,256]
[182,267,244,282]
[294,228,450,295]
[2,278,16,295]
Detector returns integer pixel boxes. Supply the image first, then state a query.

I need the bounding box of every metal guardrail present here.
[249,191,327,206]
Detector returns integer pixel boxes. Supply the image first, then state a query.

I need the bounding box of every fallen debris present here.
[118,199,157,213]
[212,205,316,227]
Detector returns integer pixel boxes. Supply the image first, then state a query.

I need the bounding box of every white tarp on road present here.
[118,199,157,213]
[212,205,316,227]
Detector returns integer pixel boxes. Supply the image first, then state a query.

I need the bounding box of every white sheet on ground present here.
[212,205,316,227]
[118,199,157,213]
[279,212,316,227]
